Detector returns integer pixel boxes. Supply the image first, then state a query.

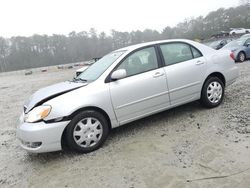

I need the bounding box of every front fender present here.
[43,82,119,128]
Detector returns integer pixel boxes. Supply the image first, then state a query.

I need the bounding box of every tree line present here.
[0,4,250,72]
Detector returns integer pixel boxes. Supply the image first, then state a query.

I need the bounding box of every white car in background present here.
[76,66,89,77]
[76,58,101,76]
[230,28,250,35]
[240,34,250,39]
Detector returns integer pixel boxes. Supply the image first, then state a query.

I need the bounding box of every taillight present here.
[230,52,235,60]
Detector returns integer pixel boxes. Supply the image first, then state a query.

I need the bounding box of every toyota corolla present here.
[17,39,239,153]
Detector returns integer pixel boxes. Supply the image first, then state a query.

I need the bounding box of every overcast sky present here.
[0,0,239,38]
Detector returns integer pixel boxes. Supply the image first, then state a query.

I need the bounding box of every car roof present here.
[114,39,196,52]
[241,34,250,37]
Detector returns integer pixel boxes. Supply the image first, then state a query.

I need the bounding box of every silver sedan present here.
[17,39,239,153]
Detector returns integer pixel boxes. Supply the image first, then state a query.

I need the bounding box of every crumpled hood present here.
[24,81,87,113]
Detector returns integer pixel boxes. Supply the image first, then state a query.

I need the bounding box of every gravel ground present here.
[0,62,249,188]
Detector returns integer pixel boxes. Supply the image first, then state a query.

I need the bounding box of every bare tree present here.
[0,4,250,72]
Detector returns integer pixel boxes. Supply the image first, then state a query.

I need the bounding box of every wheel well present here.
[199,72,226,102]
[61,106,112,150]
[238,51,246,57]
[204,72,226,87]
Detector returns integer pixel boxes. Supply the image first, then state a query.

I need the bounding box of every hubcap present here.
[207,81,223,104]
[73,117,103,148]
[239,53,245,62]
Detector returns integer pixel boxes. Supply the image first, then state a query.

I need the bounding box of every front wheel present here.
[200,77,225,108]
[65,110,109,153]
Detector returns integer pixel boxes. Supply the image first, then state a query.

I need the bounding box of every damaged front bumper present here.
[16,120,70,153]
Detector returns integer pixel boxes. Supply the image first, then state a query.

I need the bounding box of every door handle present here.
[153,72,164,78]
[196,60,204,65]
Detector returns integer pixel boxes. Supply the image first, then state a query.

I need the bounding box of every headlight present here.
[24,105,51,123]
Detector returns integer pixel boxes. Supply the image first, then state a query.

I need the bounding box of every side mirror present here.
[111,69,127,80]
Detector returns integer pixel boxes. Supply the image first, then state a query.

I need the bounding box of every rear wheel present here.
[200,77,224,108]
[65,110,109,153]
[238,52,245,62]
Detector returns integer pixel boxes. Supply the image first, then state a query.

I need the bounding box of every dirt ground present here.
[0,62,250,188]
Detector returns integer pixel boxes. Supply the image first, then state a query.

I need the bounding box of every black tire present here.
[200,77,225,108]
[237,52,246,62]
[246,30,249,33]
[65,110,109,153]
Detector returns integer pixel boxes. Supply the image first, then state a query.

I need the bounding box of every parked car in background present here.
[24,70,33,75]
[57,65,64,69]
[75,66,89,76]
[84,61,95,65]
[84,58,101,66]
[73,63,81,67]
[221,37,250,62]
[240,34,250,39]
[17,39,238,154]
[205,39,233,50]
[76,58,102,76]
[210,31,230,38]
[41,68,47,72]
[230,28,250,35]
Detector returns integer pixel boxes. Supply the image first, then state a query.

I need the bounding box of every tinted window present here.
[116,47,158,77]
[160,43,193,65]
[245,38,250,44]
[191,46,202,58]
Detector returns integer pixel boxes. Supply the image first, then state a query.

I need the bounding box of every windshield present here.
[76,51,125,82]
[223,38,245,49]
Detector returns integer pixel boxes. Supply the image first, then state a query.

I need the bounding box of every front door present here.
[109,46,170,125]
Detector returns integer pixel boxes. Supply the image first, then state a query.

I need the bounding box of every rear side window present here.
[160,43,202,66]
[191,46,202,58]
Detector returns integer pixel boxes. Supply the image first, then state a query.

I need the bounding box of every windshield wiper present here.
[72,77,88,82]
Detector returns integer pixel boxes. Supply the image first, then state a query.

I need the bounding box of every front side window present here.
[160,43,193,66]
[116,47,158,77]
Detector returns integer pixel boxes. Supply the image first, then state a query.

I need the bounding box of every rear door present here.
[159,42,206,106]
[109,46,170,124]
